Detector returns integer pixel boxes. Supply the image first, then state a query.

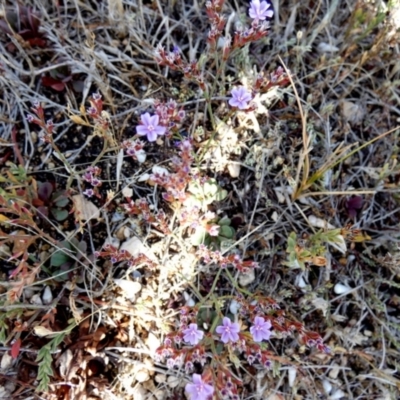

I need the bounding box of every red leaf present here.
[11,338,21,359]
[41,76,65,91]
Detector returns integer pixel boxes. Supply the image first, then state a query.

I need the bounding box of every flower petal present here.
[154,125,166,136]
[136,125,149,136]
[147,131,158,142]
[140,112,152,126]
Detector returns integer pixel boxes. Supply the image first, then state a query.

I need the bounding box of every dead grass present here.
[0,0,400,399]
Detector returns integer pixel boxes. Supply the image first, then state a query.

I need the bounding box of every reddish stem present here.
[11,126,25,167]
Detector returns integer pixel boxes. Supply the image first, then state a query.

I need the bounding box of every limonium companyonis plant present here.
[93,0,334,398]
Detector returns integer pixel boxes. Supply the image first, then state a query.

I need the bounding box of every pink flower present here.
[250,316,272,342]
[206,224,220,237]
[249,0,274,21]
[228,86,252,109]
[183,324,204,346]
[185,374,214,400]
[136,112,166,142]
[216,317,240,343]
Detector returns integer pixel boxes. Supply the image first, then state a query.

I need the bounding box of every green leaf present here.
[287,232,297,251]
[53,191,69,208]
[50,246,71,267]
[218,216,231,226]
[219,225,235,239]
[51,208,69,221]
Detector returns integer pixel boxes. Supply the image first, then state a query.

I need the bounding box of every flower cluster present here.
[86,92,109,132]
[94,244,157,269]
[26,101,55,143]
[205,0,227,52]
[121,197,171,234]
[253,66,290,93]
[196,245,259,272]
[122,138,146,163]
[156,305,274,399]
[150,140,197,203]
[154,99,185,133]
[156,296,330,399]
[82,166,102,198]
[155,46,206,91]
[231,0,274,48]
[179,208,221,237]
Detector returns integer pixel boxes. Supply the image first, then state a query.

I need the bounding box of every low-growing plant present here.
[4,0,392,396]
[0,3,46,51]
[34,181,70,222]
[41,64,85,93]
[190,215,235,248]
[186,179,228,210]
[49,238,88,281]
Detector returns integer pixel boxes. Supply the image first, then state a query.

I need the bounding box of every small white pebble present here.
[155,374,166,384]
[42,286,53,304]
[227,162,241,178]
[334,283,352,295]
[31,294,43,305]
[322,379,332,394]
[167,375,180,388]
[328,364,340,379]
[288,367,297,387]
[330,389,346,399]
[238,268,255,286]
[135,369,150,383]
[122,187,133,198]
[229,299,241,315]
[183,291,195,307]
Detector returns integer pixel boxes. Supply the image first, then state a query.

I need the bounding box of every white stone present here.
[288,367,296,387]
[135,369,150,383]
[114,279,142,300]
[167,375,180,388]
[146,333,161,355]
[330,389,346,399]
[229,299,241,315]
[30,294,43,305]
[334,283,352,295]
[0,353,13,371]
[322,379,332,394]
[238,268,255,286]
[227,162,241,178]
[155,374,166,384]
[42,286,53,304]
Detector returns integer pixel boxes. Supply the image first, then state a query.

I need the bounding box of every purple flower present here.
[136,113,166,142]
[183,324,204,346]
[83,188,94,198]
[228,86,252,109]
[250,316,272,342]
[249,0,274,21]
[185,374,214,400]
[216,317,240,344]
